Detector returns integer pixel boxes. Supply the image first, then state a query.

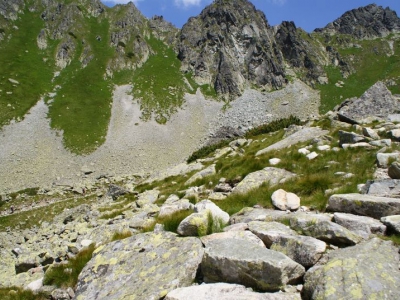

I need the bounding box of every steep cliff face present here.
[275,21,328,85]
[315,4,400,39]
[178,0,286,99]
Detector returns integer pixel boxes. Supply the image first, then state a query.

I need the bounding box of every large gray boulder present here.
[290,218,363,246]
[328,193,400,219]
[381,215,400,234]
[333,212,386,239]
[201,238,305,292]
[336,81,400,122]
[136,190,160,207]
[74,232,204,300]
[233,168,296,195]
[303,238,400,300]
[256,127,329,156]
[165,283,301,300]
[248,221,297,247]
[364,179,400,197]
[270,235,326,268]
[201,231,265,248]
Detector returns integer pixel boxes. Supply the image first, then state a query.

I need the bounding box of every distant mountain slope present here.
[0,0,399,155]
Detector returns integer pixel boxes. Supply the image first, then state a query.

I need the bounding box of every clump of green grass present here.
[49,18,113,154]
[157,210,194,233]
[380,234,400,246]
[9,187,39,200]
[198,212,225,236]
[43,243,95,288]
[132,35,186,123]
[217,183,274,215]
[111,229,133,242]
[245,116,302,138]
[99,208,126,220]
[0,287,48,300]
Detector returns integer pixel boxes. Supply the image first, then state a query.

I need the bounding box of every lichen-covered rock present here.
[233,168,296,195]
[165,283,301,300]
[75,232,204,300]
[248,221,297,247]
[201,238,305,292]
[186,164,216,185]
[270,235,326,268]
[194,200,230,225]
[144,162,204,184]
[159,199,194,218]
[381,215,400,234]
[136,189,160,207]
[230,208,287,224]
[328,193,400,219]
[291,218,363,247]
[333,212,386,239]
[303,238,400,299]
[201,231,265,248]
[256,127,329,156]
[177,212,209,236]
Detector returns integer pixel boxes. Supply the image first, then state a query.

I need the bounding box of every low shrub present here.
[187,139,232,163]
[245,116,302,138]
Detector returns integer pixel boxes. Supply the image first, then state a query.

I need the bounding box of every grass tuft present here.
[43,243,96,288]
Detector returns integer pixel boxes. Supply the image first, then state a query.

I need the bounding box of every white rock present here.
[269,158,281,165]
[25,277,43,292]
[271,189,300,211]
[298,148,310,155]
[195,200,230,224]
[306,152,318,160]
[80,239,93,248]
[317,145,330,151]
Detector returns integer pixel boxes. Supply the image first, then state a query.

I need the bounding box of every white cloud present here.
[174,0,202,8]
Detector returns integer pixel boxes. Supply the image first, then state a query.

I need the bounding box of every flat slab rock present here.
[333,212,386,239]
[74,232,204,300]
[328,193,400,219]
[230,208,288,224]
[201,238,305,292]
[256,127,329,156]
[381,215,400,234]
[364,179,400,197]
[233,167,296,195]
[303,238,400,300]
[165,283,301,300]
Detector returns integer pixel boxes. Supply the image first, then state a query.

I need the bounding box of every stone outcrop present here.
[337,82,400,123]
[315,4,400,39]
[328,193,400,219]
[74,232,204,300]
[178,0,286,99]
[303,238,400,299]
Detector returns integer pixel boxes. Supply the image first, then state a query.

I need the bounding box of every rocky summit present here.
[1,0,400,299]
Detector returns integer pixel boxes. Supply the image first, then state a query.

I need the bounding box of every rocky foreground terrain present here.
[1,81,400,299]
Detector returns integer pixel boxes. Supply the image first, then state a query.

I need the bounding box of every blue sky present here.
[102,0,400,32]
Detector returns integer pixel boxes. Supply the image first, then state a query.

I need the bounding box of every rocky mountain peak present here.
[178,0,286,99]
[315,3,400,39]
